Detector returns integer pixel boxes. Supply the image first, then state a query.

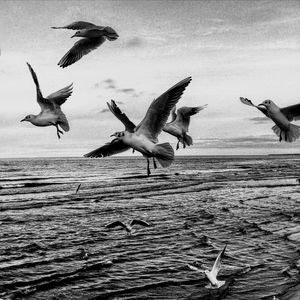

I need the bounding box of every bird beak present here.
[110,133,116,137]
[20,118,26,122]
[258,103,266,107]
[71,34,76,38]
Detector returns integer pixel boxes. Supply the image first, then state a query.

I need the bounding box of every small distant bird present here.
[105,219,150,234]
[240,97,300,142]
[75,183,81,194]
[297,178,300,184]
[187,244,227,289]
[52,21,119,68]
[85,77,192,176]
[21,63,72,139]
[163,105,207,150]
[78,248,89,260]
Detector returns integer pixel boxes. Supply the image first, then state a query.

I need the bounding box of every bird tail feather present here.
[272,124,300,142]
[216,280,226,288]
[152,143,174,168]
[182,132,193,146]
[58,112,70,132]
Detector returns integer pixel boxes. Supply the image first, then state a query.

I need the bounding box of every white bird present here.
[85,77,192,176]
[163,105,207,150]
[52,21,119,68]
[105,219,150,234]
[240,97,300,142]
[187,244,227,289]
[21,63,73,139]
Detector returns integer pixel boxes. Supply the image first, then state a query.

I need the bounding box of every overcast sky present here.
[1,0,300,158]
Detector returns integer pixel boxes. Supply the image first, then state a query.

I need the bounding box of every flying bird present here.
[240,97,300,142]
[163,105,207,150]
[105,219,150,234]
[52,21,119,68]
[85,77,192,176]
[187,244,227,289]
[21,63,73,139]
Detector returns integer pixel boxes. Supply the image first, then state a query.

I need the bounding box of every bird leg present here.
[183,142,186,149]
[54,124,63,139]
[132,149,135,154]
[147,158,151,176]
[176,140,180,150]
[153,158,157,169]
[279,131,282,142]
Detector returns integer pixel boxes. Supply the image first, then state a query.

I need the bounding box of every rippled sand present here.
[0,156,299,299]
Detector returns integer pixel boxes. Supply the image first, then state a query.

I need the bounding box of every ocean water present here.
[0,156,299,300]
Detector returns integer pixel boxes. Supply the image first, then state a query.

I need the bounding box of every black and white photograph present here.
[0,0,299,299]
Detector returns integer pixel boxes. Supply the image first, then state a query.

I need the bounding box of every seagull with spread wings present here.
[105,219,150,234]
[187,244,227,289]
[21,63,73,139]
[163,105,207,150]
[240,97,300,142]
[52,21,119,68]
[85,77,192,176]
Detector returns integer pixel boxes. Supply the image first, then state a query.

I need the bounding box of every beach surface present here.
[0,156,299,299]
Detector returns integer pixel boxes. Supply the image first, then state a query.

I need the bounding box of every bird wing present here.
[26,62,53,111]
[135,77,192,141]
[175,105,207,131]
[58,36,106,68]
[211,244,227,278]
[46,84,73,107]
[187,264,205,273]
[130,219,150,227]
[168,106,177,123]
[240,97,269,117]
[51,21,98,30]
[107,100,136,132]
[105,221,126,229]
[84,138,131,158]
[280,103,300,121]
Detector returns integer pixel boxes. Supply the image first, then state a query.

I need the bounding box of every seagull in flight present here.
[52,21,119,68]
[163,105,207,150]
[187,244,227,289]
[85,77,192,176]
[105,219,150,234]
[21,63,73,139]
[240,97,300,142]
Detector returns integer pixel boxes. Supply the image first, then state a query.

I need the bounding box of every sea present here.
[0,155,299,300]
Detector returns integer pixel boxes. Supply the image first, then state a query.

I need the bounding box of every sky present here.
[0,0,300,158]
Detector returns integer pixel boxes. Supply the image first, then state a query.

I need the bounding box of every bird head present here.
[20,114,35,123]
[71,30,85,38]
[110,131,125,138]
[258,99,278,111]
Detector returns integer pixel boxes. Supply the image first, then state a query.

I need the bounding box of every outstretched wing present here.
[58,36,106,68]
[46,84,73,106]
[211,244,227,278]
[240,97,269,117]
[84,139,131,158]
[105,221,127,229]
[52,21,97,30]
[130,219,150,227]
[175,105,207,131]
[280,103,300,121]
[135,77,192,141]
[107,100,136,132]
[168,106,177,123]
[26,62,53,110]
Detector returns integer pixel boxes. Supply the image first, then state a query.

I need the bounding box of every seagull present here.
[84,100,135,158]
[75,183,81,194]
[21,63,73,139]
[85,77,192,176]
[52,21,119,68]
[163,105,207,150]
[240,97,300,142]
[105,219,150,234]
[187,244,227,289]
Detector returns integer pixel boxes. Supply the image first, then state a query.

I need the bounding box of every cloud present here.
[249,117,269,124]
[117,88,135,93]
[94,79,116,90]
[125,37,144,48]
[100,108,109,113]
